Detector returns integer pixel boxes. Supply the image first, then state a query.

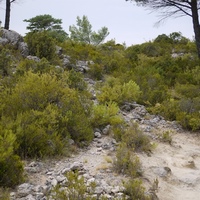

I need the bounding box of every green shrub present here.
[25,31,57,62]
[51,171,107,200]
[0,126,24,188]
[111,124,126,142]
[0,188,10,200]
[125,44,141,62]
[0,49,12,77]
[130,62,168,105]
[3,72,63,113]
[141,42,162,57]
[14,106,69,158]
[123,179,150,200]
[16,58,55,75]
[177,112,200,131]
[122,122,152,153]
[0,71,94,157]
[113,143,141,178]
[161,131,172,144]
[151,96,200,131]
[175,83,200,98]
[0,155,24,188]
[91,102,124,128]
[67,69,87,91]
[52,171,88,200]
[97,77,141,105]
[61,40,97,61]
[0,129,16,162]
[150,99,179,121]
[88,63,104,80]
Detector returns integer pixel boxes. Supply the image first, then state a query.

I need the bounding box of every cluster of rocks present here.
[0,29,93,73]
[0,29,29,57]
[10,127,125,200]
[121,102,182,137]
[10,100,183,200]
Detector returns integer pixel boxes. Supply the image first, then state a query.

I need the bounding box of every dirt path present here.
[14,103,200,200]
[27,128,200,200]
[140,130,200,200]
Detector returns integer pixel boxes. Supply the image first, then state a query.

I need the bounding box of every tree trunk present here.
[191,0,200,58]
[4,0,11,30]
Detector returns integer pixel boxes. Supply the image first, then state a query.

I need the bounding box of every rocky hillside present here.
[10,100,200,200]
[0,30,200,200]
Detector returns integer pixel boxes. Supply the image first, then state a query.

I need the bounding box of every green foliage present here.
[88,63,104,80]
[113,143,141,178]
[0,129,23,187]
[177,112,200,131]
[0,125,24,187]
[24,14,63,31]
[122,122,152,153]
[0,48,12,77]
[16,58,55,75]
[91,102,124,128]
[61,40,98,61]
[14,106,69,158]
[3,72,64,113]
[123,179,150,200]
[0,188,10,200]
[51,171,107,200]
[150,99,179,121]
[24,14,68,42]
[111,123,126,142]
[175,83,200,99]
[140,42,162,57]
[169,32,189,44]
[161,131,172,144]
[154,34,172,44]
[24,31,57,61]
[151,95,200,131]
[99,46,129,75]
[0,129,16,162]
[67,69,87,91]
[130,57,168,105]
[0,155,24,188]
[69,15,109,46]
[0,71,93,157]
[52,171,88,200]
[190,65,200,85]
[97,77,141,105]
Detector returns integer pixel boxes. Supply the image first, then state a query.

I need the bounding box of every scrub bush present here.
[51,171,108,200]
[0,71,93,158]
[25,31,57,62]
[122,122,152,153]
[113,143,141,178]
[97,76,141,105]
[91,102,124,128]
[0,127,24,187]
[123,179,150,200]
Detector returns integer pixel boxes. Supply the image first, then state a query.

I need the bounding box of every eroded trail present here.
[122,103,200,200]
[140,131,200,200]
[12,103,200,200]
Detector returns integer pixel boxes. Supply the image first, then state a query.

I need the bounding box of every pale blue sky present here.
[0,0,194,46]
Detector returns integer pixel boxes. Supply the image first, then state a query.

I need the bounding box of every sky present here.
[0,0,195,46]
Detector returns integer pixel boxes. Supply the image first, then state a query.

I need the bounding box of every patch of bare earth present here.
[140,130,200,200]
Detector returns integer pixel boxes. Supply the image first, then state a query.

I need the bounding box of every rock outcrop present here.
[0,29,29,57]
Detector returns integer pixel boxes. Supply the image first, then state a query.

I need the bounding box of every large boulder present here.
[1,29,23,46]
[0,29,29,57]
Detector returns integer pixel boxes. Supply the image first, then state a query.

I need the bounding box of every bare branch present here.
[145,0,192,18]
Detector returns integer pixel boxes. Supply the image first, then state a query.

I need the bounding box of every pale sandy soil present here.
[140,130,200,200]
[25,123,200,200]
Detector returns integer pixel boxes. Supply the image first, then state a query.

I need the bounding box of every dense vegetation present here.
[0,16,199,197]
